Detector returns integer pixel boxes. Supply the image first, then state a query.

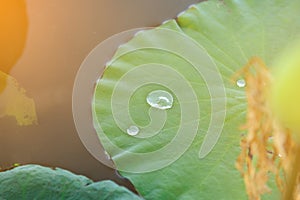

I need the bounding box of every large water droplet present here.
[237,79,246,88]
[126,125,139,136]
[146,90,173,110]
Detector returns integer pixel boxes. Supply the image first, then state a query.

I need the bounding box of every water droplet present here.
[237,79,246,88]
[146,90,173,110]
[126,125,139,136]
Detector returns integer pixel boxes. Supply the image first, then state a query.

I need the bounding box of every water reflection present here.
[0,0,37,125]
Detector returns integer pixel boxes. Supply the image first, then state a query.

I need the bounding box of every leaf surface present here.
[0,165,141,200]
[93,0,300,199]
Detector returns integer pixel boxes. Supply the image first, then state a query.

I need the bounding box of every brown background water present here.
[0,0,201,189]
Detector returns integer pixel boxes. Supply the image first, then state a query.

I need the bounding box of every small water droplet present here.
[237,79,246,88]
[278,153,282,158]
[146,90,173,110]
[126,125,139,136]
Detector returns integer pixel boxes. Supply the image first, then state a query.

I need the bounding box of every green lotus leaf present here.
[0,165,141,200]
[93,0,300,199]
